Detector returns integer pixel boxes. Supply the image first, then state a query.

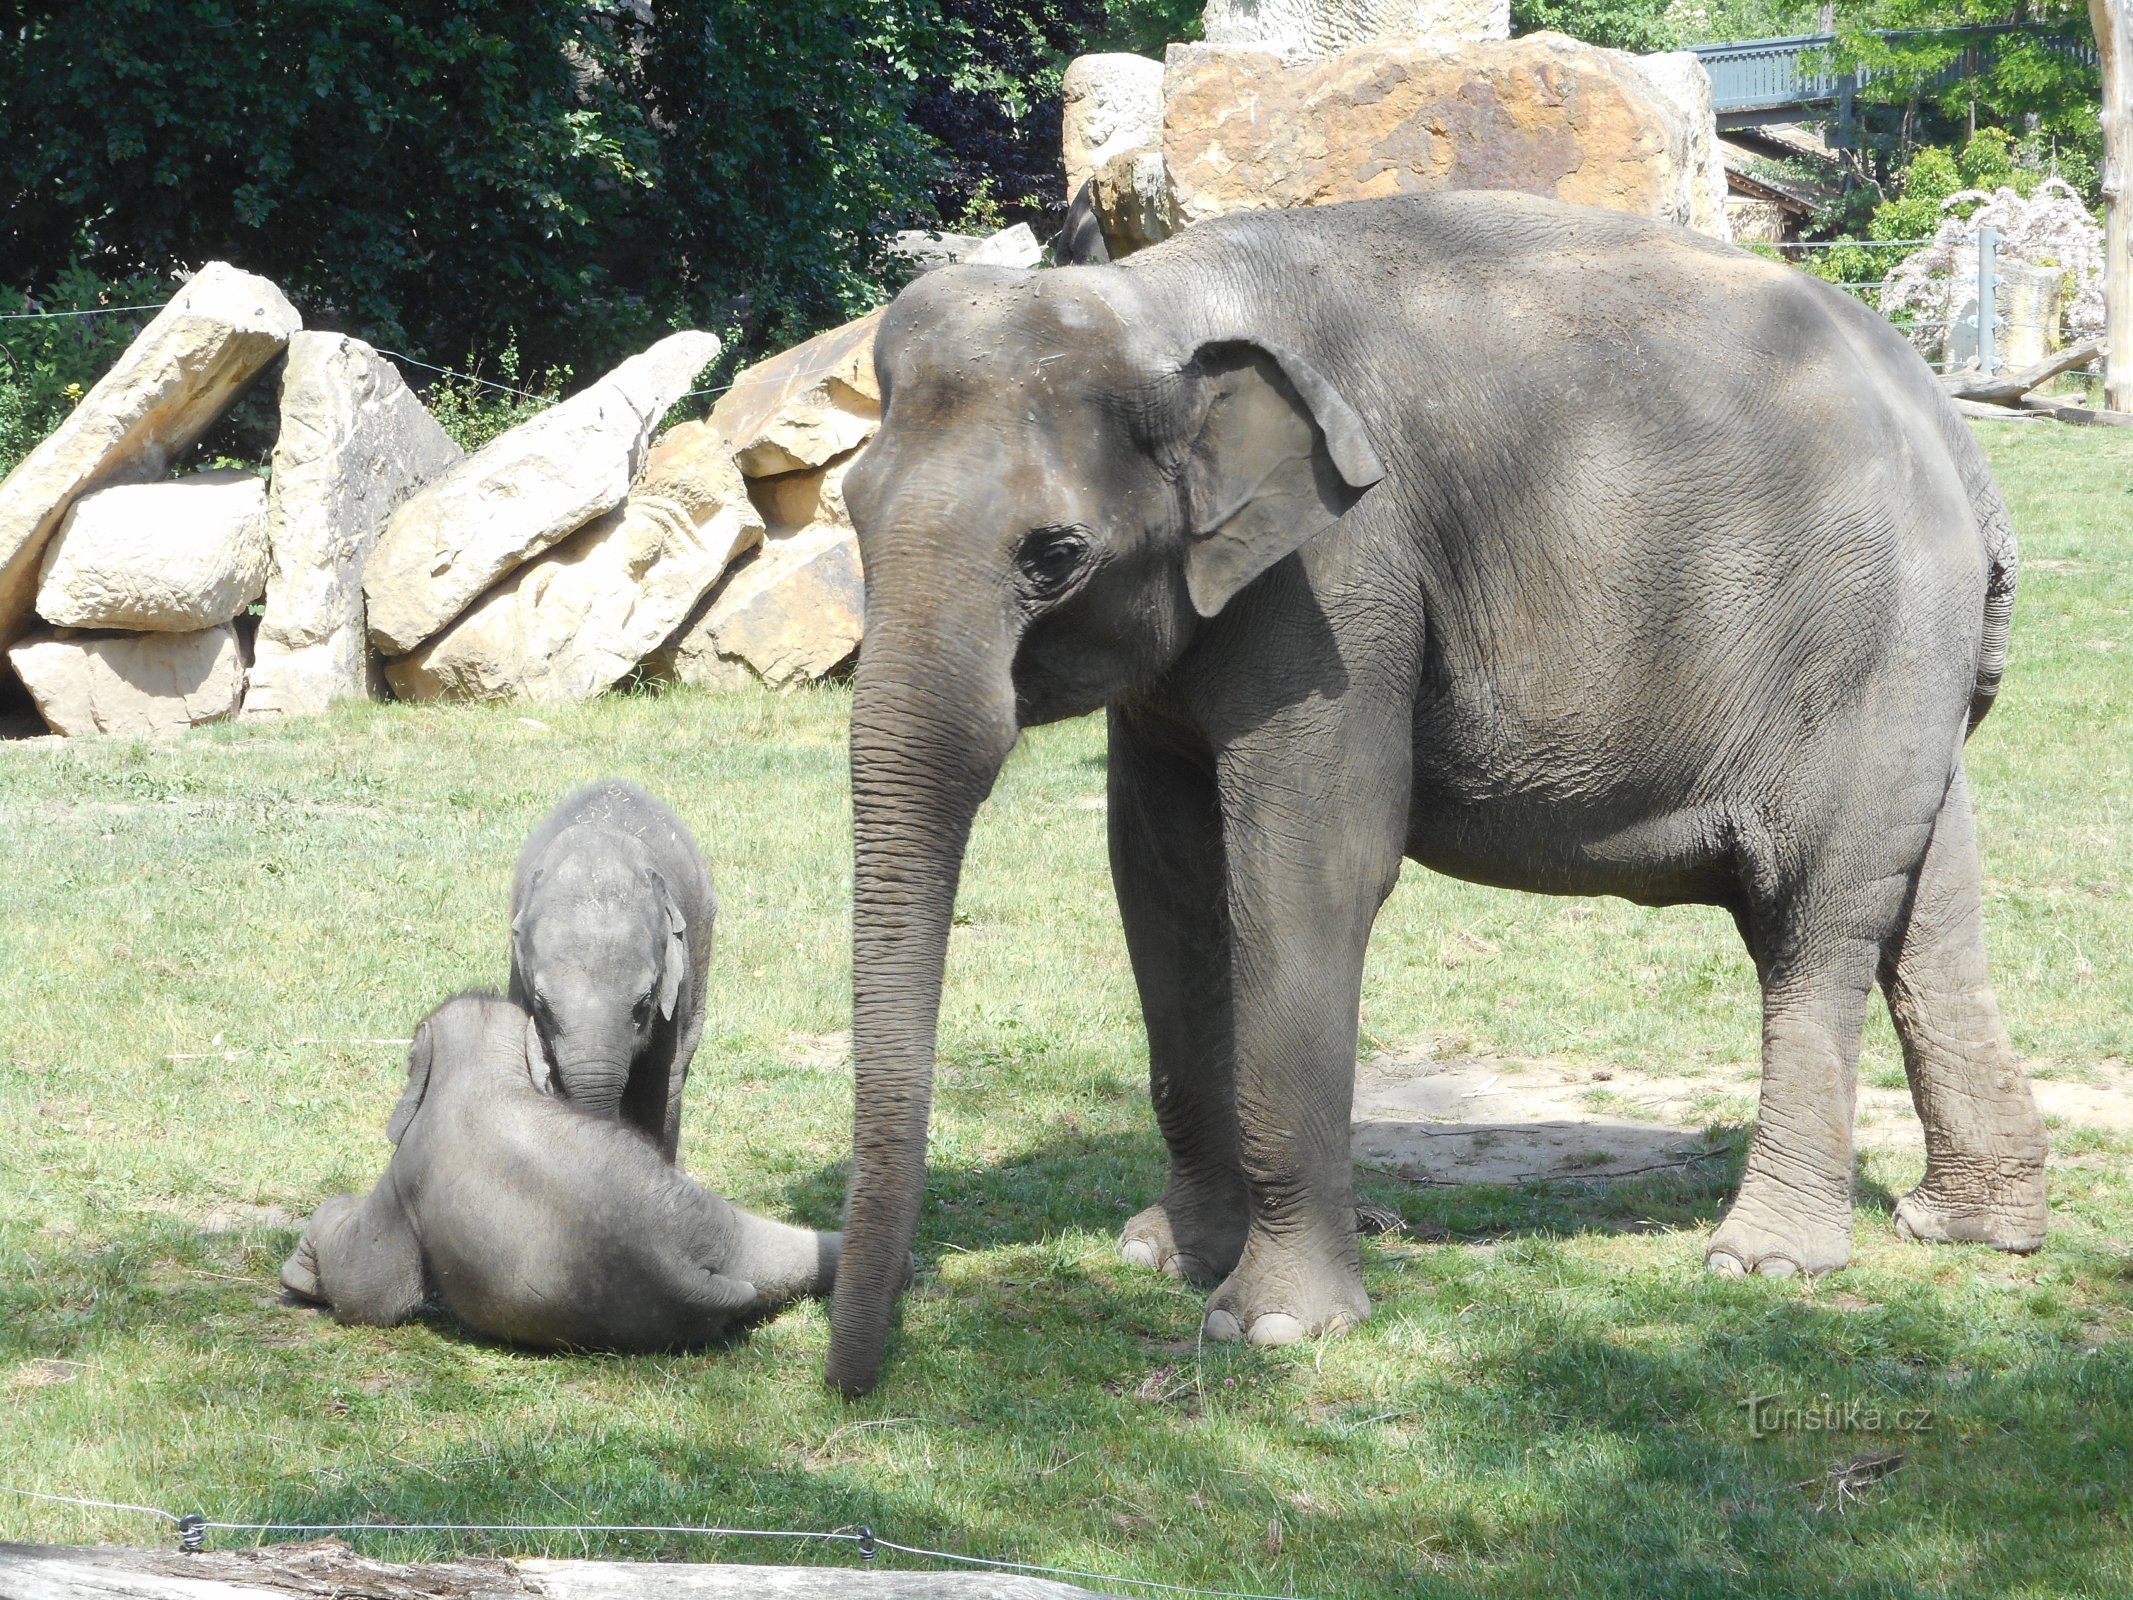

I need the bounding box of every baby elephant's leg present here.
[721,1206,843,1307]
[282,1188,427,1327]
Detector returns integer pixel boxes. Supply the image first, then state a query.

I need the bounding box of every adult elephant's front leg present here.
[1201,716,1410,1346]
[1110,709,1247,1283]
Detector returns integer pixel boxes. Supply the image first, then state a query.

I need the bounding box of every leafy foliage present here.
[0,262,170,476]
[1512,0,1680,52]
[0,1,950,376]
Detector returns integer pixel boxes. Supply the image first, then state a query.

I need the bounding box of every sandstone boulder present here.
[364,329,722,654]
[747,446,861,537]
[242,333,463,719]
[963,224,1045,268]
[651,525,864,689]
[1202,0,1509,59]
[0,262,299,650]
[382,433,764,706]
[711,312,882,478]
[9,622,246,737]
[1163,35,1710,232]
[1062,54,1165,196]
[35,471,268,631]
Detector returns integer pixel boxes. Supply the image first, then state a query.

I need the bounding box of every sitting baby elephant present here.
[511,778,715,1162]
[281,992,839,1351]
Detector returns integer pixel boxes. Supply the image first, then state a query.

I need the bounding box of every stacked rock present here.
[1062,0,1732,260]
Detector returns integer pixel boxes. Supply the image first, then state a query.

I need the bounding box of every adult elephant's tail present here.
[1940,403,2019,734]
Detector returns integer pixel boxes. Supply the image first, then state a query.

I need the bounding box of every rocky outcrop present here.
[1162,36,1711,232]
[1061,54,1165,197]
[34,471,268,631]
[242,333,463,719]
[1091,147,1178,255]
[0,262,299,650]
[364,329,722,654]
[384,419,765,706]
[8,622,247,737]
[651,525,864,689]
[711,313,880,478]
[1201,0,1510,58]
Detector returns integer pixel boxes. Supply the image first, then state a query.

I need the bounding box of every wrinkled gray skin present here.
[826,191,2047,1395]
[280,993,839,1350]
[509,779,715,1163]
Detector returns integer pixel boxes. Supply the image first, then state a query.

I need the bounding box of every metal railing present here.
[1691,24,2098,123]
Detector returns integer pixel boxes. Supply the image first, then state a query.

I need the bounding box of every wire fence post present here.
[1978,225,2000,378]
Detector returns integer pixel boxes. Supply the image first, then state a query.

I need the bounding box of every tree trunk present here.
[2093,0,2133,410]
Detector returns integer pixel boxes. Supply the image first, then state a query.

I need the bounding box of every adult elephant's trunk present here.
[827,630,1018,1395]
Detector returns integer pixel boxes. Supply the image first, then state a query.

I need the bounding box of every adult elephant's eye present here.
[1017,524,1091,599]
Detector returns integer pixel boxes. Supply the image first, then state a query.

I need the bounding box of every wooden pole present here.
[2092,0,2132,410]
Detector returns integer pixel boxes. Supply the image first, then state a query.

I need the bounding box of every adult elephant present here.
[826,192,2045,1395]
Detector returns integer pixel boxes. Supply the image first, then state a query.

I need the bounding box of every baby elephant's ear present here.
[656,877,687,1023]
[384,1020,435,1145]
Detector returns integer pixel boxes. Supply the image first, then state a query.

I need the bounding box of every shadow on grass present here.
[3,1195,2129,1599]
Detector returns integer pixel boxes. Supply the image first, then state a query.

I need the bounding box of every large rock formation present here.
[710,312,880,477]
[1162,35,1714,233]
[35,471,268,631]
[242,333,462,719]
[383,498,756,706]
[364,329,722,654]
[1061,54,1166,197]
[1202,0,1510,58]
[652,524,864,690]
[8,622,247,737]
[0,262,299,650]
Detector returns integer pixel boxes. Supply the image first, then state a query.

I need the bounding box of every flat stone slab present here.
[0,1541,1123,1599]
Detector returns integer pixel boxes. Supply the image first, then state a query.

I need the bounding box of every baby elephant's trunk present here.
[728,1205,843,1308]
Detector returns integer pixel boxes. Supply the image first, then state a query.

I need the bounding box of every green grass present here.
[2,421,2130,1597]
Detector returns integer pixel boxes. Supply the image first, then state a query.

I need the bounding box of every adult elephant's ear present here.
[1181,340,1385,618]
[385,1020,435,1146]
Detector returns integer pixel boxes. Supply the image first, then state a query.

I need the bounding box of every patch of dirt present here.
[7,1358,87,1390]
[782,1030,851,1072]
[1351,1048,2133,1185]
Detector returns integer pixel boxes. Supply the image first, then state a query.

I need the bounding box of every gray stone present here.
[0,262,300,650]
[1061,54,1165,197]
[651,525,864,689]
[8,622,246,737]
[242,332,462,719]
[364,329,723,654]
[35,471,268,631]
[1201,0,1509,60]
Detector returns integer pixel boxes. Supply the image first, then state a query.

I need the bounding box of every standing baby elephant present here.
[511,779,714,1162]
[281,993,839,1349]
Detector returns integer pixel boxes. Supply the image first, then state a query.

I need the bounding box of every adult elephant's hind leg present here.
[1708,840,1908,1278]
[1109,710,1249,1283]
[1882,764,2048,1251]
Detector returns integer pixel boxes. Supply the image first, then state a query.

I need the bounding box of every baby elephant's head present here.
[384,992,546,1145]
[513,843,687,1122]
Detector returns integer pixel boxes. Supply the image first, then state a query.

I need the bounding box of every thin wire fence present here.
[0,1486,1316,1600]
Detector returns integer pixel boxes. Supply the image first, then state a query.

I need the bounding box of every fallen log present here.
[1952,399,2051,422]
[1941,339,2105,406]
[2017,394,2133,428]
[0,1542,1124,1600]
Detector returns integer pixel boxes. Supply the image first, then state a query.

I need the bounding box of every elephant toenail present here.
[1247,1312,1306,1346]
[1120,1239,1158,1270]
[1204,1309,1244,1342]
[1707,1251,1747,1278]
[1755,1255,1799,1278]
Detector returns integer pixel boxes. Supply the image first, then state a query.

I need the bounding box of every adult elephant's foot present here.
[1705,1184,1853,1279]
[1119,1185,1248,1284]
[1200,1244,1370,1346]
[1892,1160,2047,1252]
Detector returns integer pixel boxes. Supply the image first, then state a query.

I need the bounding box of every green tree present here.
[1512,0,1680,50]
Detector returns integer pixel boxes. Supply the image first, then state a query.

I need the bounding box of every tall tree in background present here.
[0,0,949,371]
[2093,0,2130,407]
